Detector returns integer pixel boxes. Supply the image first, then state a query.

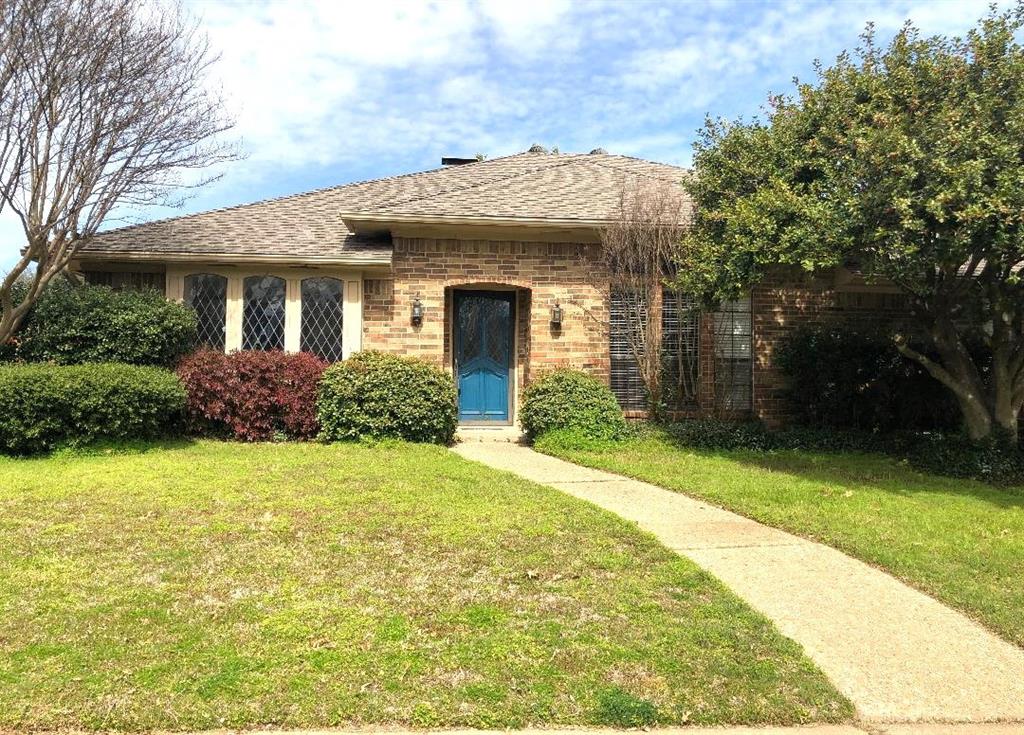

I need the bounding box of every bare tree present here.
[0,0,237,343]
[592,180,690,415]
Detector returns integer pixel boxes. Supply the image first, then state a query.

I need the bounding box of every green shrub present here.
[0,273,31,361]
[518,368,627,441]
[317,351,457,445]
[660,418,1024,486]
[663,419,886,454]
[13,282,196,366]
[895,431,1024,486]
[776,326,960,433]
[0,363,186,455]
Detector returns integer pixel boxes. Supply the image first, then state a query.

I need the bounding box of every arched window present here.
[301,277,344,362]
[183,273,227,351]
[242,275,286,351]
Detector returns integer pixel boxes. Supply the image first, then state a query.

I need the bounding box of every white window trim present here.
[167,265,362,359]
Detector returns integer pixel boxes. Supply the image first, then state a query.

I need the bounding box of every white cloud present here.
[192,0,481,168]
[1,0,1015,271]
[477,0,575,57]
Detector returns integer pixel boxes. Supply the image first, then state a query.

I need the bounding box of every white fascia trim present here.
[339,212,613,229]
[76,249,392,268]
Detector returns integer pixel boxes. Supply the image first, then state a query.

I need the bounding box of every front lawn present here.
[0,441,849,730]
[537,428,1024,647]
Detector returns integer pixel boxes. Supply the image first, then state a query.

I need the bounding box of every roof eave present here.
[339,212,616,231]
[73,249,393,268]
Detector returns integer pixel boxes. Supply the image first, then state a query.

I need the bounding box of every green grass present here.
[536,427,1024,648]
[0,440,850,730]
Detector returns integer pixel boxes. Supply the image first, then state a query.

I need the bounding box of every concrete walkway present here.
[453,442,1024,725]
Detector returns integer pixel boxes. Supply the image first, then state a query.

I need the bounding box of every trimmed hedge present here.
[659,419,1024,486]
[0,363,186,455]
[519,368,627,441]
[317,351,457,445]
[776,326,960,433]
[12,282,197,367]
[176,350,327,441]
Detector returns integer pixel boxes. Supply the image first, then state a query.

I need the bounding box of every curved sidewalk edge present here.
[452,442,1024,724]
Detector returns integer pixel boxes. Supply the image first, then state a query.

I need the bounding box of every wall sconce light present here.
[550,301,563,328]
[411,295,424,326]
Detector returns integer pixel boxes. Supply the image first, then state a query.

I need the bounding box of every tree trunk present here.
[897,318,1024,446]
[957,391,995,442]
[991,356,1021,445]
[895,318,1005,443]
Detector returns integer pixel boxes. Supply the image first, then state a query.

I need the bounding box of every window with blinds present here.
[713,296,753,410]
[610,288,701,411]
[609,290,647,410]
[661,289,700,409]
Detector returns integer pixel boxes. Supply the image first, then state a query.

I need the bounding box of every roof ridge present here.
[583,156,689,181]
[369,155,689,217]
[369,155,582,210]
[89,151,547,238]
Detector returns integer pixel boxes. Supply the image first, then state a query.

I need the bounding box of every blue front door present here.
[456,291,514,423]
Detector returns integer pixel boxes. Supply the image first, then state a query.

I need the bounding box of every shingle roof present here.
[79,151,689,263]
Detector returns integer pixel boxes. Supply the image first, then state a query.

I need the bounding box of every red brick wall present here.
[362,237,610,403]
[752,266,911,426]
[364,243,910,427]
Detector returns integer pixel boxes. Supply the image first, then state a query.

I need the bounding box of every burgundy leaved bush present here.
[176,349,327,441]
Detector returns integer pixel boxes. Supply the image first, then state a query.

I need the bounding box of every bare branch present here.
[0,0,239,341]
[588,179,689,414]
[894,337,970,399]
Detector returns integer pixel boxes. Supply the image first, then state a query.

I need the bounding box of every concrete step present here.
[455,426,525,443]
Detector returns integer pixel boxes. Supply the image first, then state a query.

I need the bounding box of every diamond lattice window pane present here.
[458,299,482,362]
[242,275,286,351]
[184,274,227,350]
[484,299,510,364]
[300,277,343,362]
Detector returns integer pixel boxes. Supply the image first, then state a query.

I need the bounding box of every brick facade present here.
[751,266,911,426]
[362,237,610,407]
[363,243,911,427]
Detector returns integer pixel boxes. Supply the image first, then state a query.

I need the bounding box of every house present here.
[73,148,905,426]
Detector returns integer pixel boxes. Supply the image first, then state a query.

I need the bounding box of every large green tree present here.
[678,4,1024,444]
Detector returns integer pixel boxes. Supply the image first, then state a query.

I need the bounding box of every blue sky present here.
[0,0,1007,271]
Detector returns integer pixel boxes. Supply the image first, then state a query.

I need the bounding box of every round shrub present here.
[317,351,457,445]
[0,363,186,455]
[176,350,327,441]
[519,368,627,441]
[14,281,197,367]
